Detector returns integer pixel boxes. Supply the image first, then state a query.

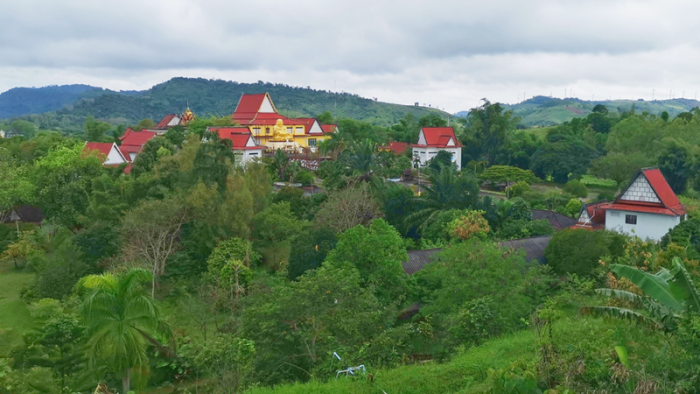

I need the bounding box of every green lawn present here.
[0,259,35,356]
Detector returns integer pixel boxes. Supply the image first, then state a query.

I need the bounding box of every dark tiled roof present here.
[531,210,577,231]
[499,235,551,264]
[0,205,44,224]
[402,236,552,274]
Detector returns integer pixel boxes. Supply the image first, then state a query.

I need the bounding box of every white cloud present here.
[3,0,700,112]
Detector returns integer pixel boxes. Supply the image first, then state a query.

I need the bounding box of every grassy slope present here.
[0,260,35,356]
[247,315,679,394]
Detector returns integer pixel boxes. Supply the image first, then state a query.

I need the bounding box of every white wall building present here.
[84,142,128,166]
[207,127,264,166]
[411,127,462,170]
[574,168,686,241]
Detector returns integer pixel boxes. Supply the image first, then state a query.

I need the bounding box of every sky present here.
[3,0,700,113]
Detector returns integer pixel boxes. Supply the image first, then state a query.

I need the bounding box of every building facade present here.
[574,168,686,241]
[411,127,462,170]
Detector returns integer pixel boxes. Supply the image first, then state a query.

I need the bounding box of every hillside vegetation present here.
[0,78,446,132]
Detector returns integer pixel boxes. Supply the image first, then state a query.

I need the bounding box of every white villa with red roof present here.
[207,127,265,166]
[573,168,687,241]
[412,127,462,170]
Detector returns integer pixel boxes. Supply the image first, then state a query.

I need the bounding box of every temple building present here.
[573,168,686,241]
[208,127,265,166]
[412,127,462,170]
[231,93,336,151]
[118,128,157,162]
[84,142,129,166]
[154,107,196,133]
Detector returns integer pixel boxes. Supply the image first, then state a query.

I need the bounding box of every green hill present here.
[1,78,447,133]
[458,96,700,127]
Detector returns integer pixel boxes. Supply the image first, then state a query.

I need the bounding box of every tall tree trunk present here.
[122,368,131,394]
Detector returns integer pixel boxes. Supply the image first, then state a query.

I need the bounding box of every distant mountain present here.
[456,96,700,127]
[0,84,101,118]
[1,78,447,132]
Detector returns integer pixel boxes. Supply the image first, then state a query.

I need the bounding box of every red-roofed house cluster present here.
[207,127,265,165]
[411,127,462,170]
[153,107,196,133]
[572,167,687,240]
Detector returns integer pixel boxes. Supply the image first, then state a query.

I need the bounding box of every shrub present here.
[507,181,531,198]
[545,229,609,276]
[294,169,314,186]
[563,179,589,198]
[597,191,616,202]
[565,198,583,218]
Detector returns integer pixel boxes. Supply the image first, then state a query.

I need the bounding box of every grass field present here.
[0,259,35,356]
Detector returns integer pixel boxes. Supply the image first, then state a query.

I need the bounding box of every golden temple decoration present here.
[271,119,293,141]
[181,107,195,124]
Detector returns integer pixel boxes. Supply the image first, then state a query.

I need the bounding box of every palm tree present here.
[583,257,700,331]
[341,139,379,177]
[406,166,480,231]
[80,269,174,394]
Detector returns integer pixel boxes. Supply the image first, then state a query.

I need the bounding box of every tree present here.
[325,219,410,304]
[565,198,583,218]
[287,227,337,280]
[418,113,447,128]
[133,118,156,130]
[131,138,177,178]
[120,197,191,296]
[590,152,651,188]
[33,145,105,228]
[79,269,174,394]
[592,104,609,114]
[11,120,38,139]
[84,116,112,142]
[252,202,306,268]
[192,132,236,190]
[446,210,491,241]
[460,100,520,164]
[480,165,538,189]
[0,156,34,220]
[563,180,588,198]
[529,136,598,183]
[407,166,480,231]
[427,150,454,172]
[316,111,335,124]
[1,230,35,268]
[658,139,692,194]
[544,229,609,276]
[314,183,383,233]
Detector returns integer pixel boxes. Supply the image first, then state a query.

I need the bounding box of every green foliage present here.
[590,152,651,188]
[427,150,454,172]
[460,100,520,164]
[545,229,609,277]
[562,180,588,198]
[181,334,256,392]
[131,137,176,178]
[252,202,307,268]
[84,116,112,142]
[564,198,582,218]
[530,137,598,183]
[79,269,173,394]
[481,165,538,186]
[207,237,260,274]
[507,181,531,198]
[314,183,383,233]
[33,144,105,228]
[287,227,337,280]
[416,241,553,349]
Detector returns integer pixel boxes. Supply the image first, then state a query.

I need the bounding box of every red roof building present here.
[230,93,335,150]
[381,141,409,155]
[84,142,128,166]
[118,128,157,162]
[412,126,462,169]
[572,168,686,240]
[206,127,264,166]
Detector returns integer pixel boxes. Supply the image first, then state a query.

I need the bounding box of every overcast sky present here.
[2,0,700,112]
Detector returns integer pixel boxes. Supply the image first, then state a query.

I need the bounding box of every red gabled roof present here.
[118,128,157,160]
[212,127,263,150]
[320,124,338,133]
[383,141,408,154]
[611,167,686,216]
[571,202,608,230]
[156,114,177,129]
[84,142,113,157]
[414,127,461,148]
[234,94,268,114]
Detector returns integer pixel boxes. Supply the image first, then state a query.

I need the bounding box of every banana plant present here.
[582,257,700,330]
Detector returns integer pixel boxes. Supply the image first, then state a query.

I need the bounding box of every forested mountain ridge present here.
[457,95,700,127]
[0,78,447,132]
[0,84,99,118]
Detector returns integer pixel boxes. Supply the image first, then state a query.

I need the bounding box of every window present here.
[625,214,637,225]
[287,127,293,133]
[296,127,304,134]
[265,127,271,135]
[610,211,620,217]
[253,127,261,135]
[308,138,317,146]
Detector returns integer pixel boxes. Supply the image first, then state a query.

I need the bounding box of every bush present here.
[544,229,609,276]
[565,198,582,218]
[521,191,546,208]
[293,169,314,186]
[507,181,531,198]
[563,179,589,198]
[597,191,616,202]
